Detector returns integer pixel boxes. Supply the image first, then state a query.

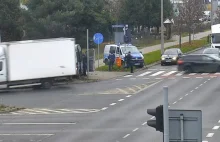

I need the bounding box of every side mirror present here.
[140,51,142,54]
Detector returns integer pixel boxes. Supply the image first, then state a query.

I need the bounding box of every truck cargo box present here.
[2,38,76,81]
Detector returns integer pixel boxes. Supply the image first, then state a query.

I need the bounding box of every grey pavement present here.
[0,47,219,142]
[94,30,211,68]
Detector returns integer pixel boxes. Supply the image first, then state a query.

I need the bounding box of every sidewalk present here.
[94,30,211,68]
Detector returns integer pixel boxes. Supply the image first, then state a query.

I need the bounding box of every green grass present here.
[0,104,24,113]
[96,38,208,71]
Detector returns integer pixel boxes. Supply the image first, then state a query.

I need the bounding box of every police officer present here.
[82,52,87,76]
[125,51,134,73]
[108,51,115,71]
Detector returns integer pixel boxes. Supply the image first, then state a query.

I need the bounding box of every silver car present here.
[203,48,220,57]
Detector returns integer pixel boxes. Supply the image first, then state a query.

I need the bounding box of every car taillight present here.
[177,59,184,65]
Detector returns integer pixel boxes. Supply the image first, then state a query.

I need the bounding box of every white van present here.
[103,44,144,68]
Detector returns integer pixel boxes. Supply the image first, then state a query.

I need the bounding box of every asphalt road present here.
[0,47,220,142]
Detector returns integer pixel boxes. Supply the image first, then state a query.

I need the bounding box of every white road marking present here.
[202,141,208,142]
[196,77,203,79]
[175,72,184,76]
[183,77,190,79]
[151,116,155,119]
[116,79,122,81]
[142,122,147,125]
[156,78,162,80]
[210,76,217,78]
[215,73,220,75]
[148,69,158,70]
[204,81,207,83]
[126,95,132,98]
[118,99,124,102]
[124,75,133,78]
[168,106,171,108]
[21,109,50,114]
[0,134,54,136]
[202,73,209,75]
[190,90,194,92]
[212,126,220,130]
[162,71,177,76]
[37,109,65,113]
[206,133,214,137]
[208,79,211,80]
[189,73,197,75]
[179,97,183,100]
[200,84,203,86]
[110,103,116,106]
[116,88,129,94]
[123,134,130,138]
[2,123,75,125]
[195,87,199,89]
[173,101,177,104]
[185,94,188,96]
[127,87,136,93]
[133,128,139,132]
[101,107,108,110]
[218,120,220,123]
[134,85,142,90]
[137,72,152,77]
[150,71,165,76]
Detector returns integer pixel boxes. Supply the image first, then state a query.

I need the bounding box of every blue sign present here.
[93,33,104,44]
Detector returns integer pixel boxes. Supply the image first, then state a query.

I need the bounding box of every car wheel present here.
[184,66,192,74]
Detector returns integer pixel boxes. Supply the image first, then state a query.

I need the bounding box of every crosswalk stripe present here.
[25,109,50,114]
[124,75,133,77]
[201,73,209,75]
[175,72,184,76]
[215,73,220,75]
[150,71,165,76]
[137,71,152,77]
[38,109,66,113]
[189,73,197,75]
[162,71,177,76]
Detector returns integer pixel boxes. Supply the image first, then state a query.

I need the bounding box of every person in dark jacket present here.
[82,52,87,75]
[108,51,115,71]
[125,51,134,73]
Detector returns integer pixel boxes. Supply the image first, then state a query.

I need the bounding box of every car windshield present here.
[121,46,139,54]
[164,49,178,55]
[203,48,219,54]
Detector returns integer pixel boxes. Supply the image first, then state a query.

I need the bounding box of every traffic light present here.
[147,105,164,132]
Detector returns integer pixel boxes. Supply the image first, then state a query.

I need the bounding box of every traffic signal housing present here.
[147,105,164,132]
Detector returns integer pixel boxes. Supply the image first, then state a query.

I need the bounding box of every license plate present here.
[135,63,140,65]
[166,60,171,62]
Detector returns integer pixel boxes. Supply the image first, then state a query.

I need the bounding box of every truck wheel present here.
[41,80,52,89]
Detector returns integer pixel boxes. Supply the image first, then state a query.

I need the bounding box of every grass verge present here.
[96,38,209,72]
[0,104,24,113]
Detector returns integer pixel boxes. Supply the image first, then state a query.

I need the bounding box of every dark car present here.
[161,48,183,65]
[203,48,220,57]
[177,54,220,73]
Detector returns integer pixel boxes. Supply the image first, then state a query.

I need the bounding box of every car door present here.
[201,56,217,72]
[190,56,204,72]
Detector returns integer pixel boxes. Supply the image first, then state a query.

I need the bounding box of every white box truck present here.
[211,24,220,49]
[0,38,78,90]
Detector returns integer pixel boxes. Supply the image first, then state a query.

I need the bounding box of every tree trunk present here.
[188,27,191,44]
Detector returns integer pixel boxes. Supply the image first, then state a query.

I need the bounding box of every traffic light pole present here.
[163,86,169,142]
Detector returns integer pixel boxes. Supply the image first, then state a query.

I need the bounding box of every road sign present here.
[93,33,104,45]
[169,109,202,142]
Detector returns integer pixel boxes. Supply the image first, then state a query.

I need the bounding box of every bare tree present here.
[180,0,204,44]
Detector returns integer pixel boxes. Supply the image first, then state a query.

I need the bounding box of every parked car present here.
[203,48,220,57]
[161,48,183,66]
[177,54,220,73]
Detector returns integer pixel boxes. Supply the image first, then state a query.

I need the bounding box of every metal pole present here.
[161,0,164,54]
[180,114,184,141]
[163,86,169,142]
[87,29,89,75]
[98,38,100,68]
[211,0,214,26]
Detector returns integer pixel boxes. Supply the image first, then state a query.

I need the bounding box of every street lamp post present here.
[161,0,164,55]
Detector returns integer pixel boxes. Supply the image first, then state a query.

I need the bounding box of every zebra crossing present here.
[123,70,220,79]
[0,108,100,115]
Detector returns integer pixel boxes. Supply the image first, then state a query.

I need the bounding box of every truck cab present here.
[211,24,220,49]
